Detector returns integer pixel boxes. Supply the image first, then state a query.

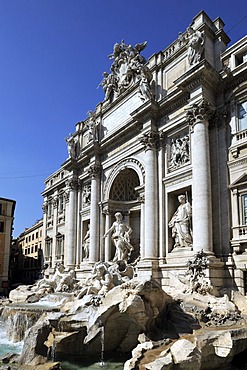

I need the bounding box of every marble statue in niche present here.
[82,224,90,260]
[103,212,134,262]
[168,194,193,249]
[169,134,190,169]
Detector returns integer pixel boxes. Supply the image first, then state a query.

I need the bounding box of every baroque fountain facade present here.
[2,10,247,370]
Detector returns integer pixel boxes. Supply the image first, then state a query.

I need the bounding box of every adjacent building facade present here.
[42,11,247,294]
[0,197,16,293]
[15,219,44,285]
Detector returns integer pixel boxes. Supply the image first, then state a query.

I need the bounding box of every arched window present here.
[110,169,139,201]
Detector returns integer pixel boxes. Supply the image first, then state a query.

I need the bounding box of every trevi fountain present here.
[1,10,247,370]
[0,210,247,369]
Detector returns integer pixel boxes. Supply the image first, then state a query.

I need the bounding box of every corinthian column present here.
[140,131,159,258]
[88,164,101,263]
[187,100,213,253]
[65,178,78,268]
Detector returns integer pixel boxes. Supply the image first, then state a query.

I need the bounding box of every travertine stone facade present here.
[42,11,247,294]
[16,219,44,284]
[0,197,15,293]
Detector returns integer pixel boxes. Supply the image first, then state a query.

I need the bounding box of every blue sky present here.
[0,0,246,237]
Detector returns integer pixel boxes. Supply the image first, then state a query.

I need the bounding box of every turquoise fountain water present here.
[0,318,23,357]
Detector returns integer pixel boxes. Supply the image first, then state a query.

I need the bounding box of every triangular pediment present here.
[230,173,247,187]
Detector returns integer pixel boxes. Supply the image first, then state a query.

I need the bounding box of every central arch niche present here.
[109,169,139,201]
[108,168,141,261]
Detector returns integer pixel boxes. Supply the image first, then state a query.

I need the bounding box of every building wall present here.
[0,197,16,293]
[16,219,44,284]
[41,11,247,294]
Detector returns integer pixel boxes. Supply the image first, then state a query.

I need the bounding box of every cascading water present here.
[3,307,41,342]
[0,317,23,357]
[99,324,105,367]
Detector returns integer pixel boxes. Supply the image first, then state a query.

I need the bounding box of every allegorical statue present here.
[65,133,76,158]
[168,194,193,249]
[187,26,204,65]
[103,212,133,262]
[82,224,90,260]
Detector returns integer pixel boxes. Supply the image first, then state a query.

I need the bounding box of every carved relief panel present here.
[168,133,190,171]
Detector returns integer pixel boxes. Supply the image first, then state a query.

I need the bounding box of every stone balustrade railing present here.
[236,128,247,141]
[232,225,247,240]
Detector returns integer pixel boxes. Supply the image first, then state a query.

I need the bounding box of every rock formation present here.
[1,260,247,369]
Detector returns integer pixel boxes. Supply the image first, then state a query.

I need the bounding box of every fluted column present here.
[231,189,240,241]
[65,178,78,268]
[187,100,213,253]
[140,131,159,258]
[52,193,58,264]
[88,164,101,263]
[104,211,111,261]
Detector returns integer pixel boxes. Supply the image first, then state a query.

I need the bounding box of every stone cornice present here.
[218,67,247,94]
[130,100,159,123]
[227,155,247,169]
[174,60,220,93]
[158,91,189,117]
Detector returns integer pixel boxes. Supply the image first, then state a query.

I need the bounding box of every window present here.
[244,271,247,295]
[242,194,247,225]
[0,222,4,233]
[238,101,247,131]
[36,232,38,239]
[0,204,2,215]
[56,233,64,258]
[35,245,38,252]
[47,200,53,218]
[45,237,52,258]
[236,51,247,66]
[59,194,64,213]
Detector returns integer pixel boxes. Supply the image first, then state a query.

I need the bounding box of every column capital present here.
[53,196,58,208]
[186,99,214,128]
[88,164,101,178]
[42,202,48,214]
[66,177,79,190]
[139,130,160,151]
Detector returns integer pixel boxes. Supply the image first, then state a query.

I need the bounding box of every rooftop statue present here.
[187,26,205,65]
[65,133,77,158]
[99,40,153,103]
[86,110,99,143]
